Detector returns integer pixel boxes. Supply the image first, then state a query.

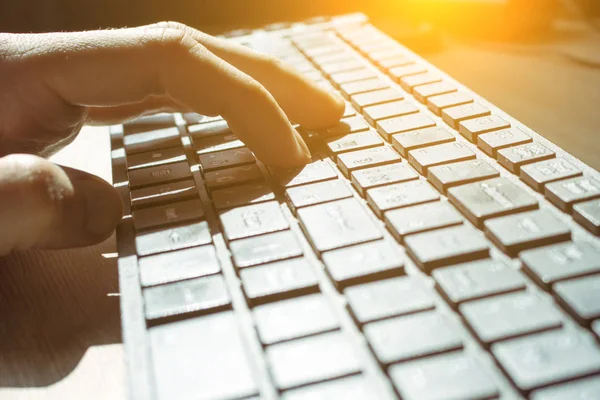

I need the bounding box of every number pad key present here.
[408,141,475,175]
[554,275,600,324]
[545,176,600,212]
[385,201,463,241]
[351,163,419,196]
[337,146,401,177]
[219,201,288,241]
[366,180,440,218]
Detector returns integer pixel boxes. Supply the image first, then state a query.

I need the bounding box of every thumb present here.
[0,154,123,255]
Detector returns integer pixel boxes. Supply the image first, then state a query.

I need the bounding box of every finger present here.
[86,95,190,125]
[146,22,345,129]
[0,154,123,255]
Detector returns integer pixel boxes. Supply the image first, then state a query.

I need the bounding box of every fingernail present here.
[293,130,312,161]
[78,176,123,239]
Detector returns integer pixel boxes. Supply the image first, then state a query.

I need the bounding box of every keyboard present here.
[111,13,600,400]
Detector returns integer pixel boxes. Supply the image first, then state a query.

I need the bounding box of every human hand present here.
[0,21,344,255]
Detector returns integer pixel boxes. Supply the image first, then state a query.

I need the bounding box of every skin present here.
[0,21,345,255]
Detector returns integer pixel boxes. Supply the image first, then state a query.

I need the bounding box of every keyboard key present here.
[340,78,389,97]
[458,115,511,142]
[498,143,556,173]
[127,146,186,170]
[391,126,455,157]
[399,72,441,92]
[554,275,600,324]
[530,376,600,400]
[442,103,491,129]
[211,183,275,210]
[276,160,337,188]
[408,141,475,174]
[385,201,463,241]
[267,331,361,390]
[389,64,427,80]
[320,58,364,75]
[491,329,600,392]
[124,127,181,154]
[143,274,230,321]
[286,179,353,209]
[427,91,474,116]
[128,161,191,189]
[135,221,212,257]
[366,180,440,218]
[520,158,583,192]
[182,112,220,125]
[322,240,405,289]
[342,101,356,117]
[130,179,197,208]
[219,201,288,241]
[133,199,205,231]
[298,198,383,252]
[195,132,245,154]
[461,292,563,346]
[448,177,538,228]
[198,147,255,172]
[433,259,526,307]
[378,56,413,70]
[413,81,456,104]
[363,100,420,125]
[405,225,489,272]
[477,127,533,157]
[366,312,462,365]
[188,119,230,139]
[350,88,404,110]
[139,244,220,287]
[351,163,419,196]
[337,146,401,177]
[204,164,263,190]
[376,113,436,141]
[230,230,303,268]
[367,48,407,63]
[123,113,175,134]
[240,258,319,305]
[345,276,435,324]
[574,199,600,235]
[254,294,339,345]
[428,159,500,193]
[149,312,257,400]
[325,131,384,156]
[521,241,600,289]
[389,352,499,400]
[282,375,380,400]
[545,176,600,212]
[330,68,377,86]
[321,116,370,137]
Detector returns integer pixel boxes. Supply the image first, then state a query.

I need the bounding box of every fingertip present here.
[79,175,123,242]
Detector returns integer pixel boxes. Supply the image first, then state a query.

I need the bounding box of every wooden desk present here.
[1,35,599,400]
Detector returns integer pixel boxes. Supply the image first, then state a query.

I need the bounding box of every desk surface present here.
[1,32,599,400]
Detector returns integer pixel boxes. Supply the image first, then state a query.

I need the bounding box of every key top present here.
[127,146,186,170]
[413,81,456,104]
[530,376,600,400]
[554,275,600,324]
[325,131,384,156]
[267,331,362,390]
[350,88,404,110]
[477,127,533,157]
[320,59,364,75]
[230,230,303,268]
[390,352,499,400]
[491,329,600,392]
[442,103,491,129]
[458,115,511,142]
[366,180,440,218]
[219,201,288,241]
[204,164,263,190]
[427,91,474,116]
[498,143,556,173]
[351,163,418,196]
[330,69,378,86]
[520,158,583,192]
[365,312,462,365]
[385,201,463,241]
[128,161,192,189]
[428,159,500,193]
[241,258,319,305]
[521,241,600,289]
[399,72,441,92]
[337,146,401,177]
[138,244,220,287]
[195,132,245,154]
[391,126,455,157]
[298,198,383,252]
[254,294,339,345]
[405,225,489,272]
[322,240,405,289]
[368,47,407,63]
[378,56,413,70]
[150,312,257,400]
[545,176,600,212]
[363,101,420,125]
[123,127,181,154]
[283,375,380,400]
[574,199,600,235]
[211,183,275,210]
[389,64,427,80]
[461,292,563,346]
[376,113,436,141]
[188,119,230,139]
[340,78,389,97]
[408,141,475,175]
[447,177,538,228]
[131,179,197,208]
[135,221,212,257]
[198,147,255,172]
[433,259,526,307]
[321,116,370,137]
[286,179,353,209]
[345,276,435,324]
[143,274,230,321]
[342,101,356,118]
[276,160,337,188]
[123,113,175,135]
[133,199,205,231]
